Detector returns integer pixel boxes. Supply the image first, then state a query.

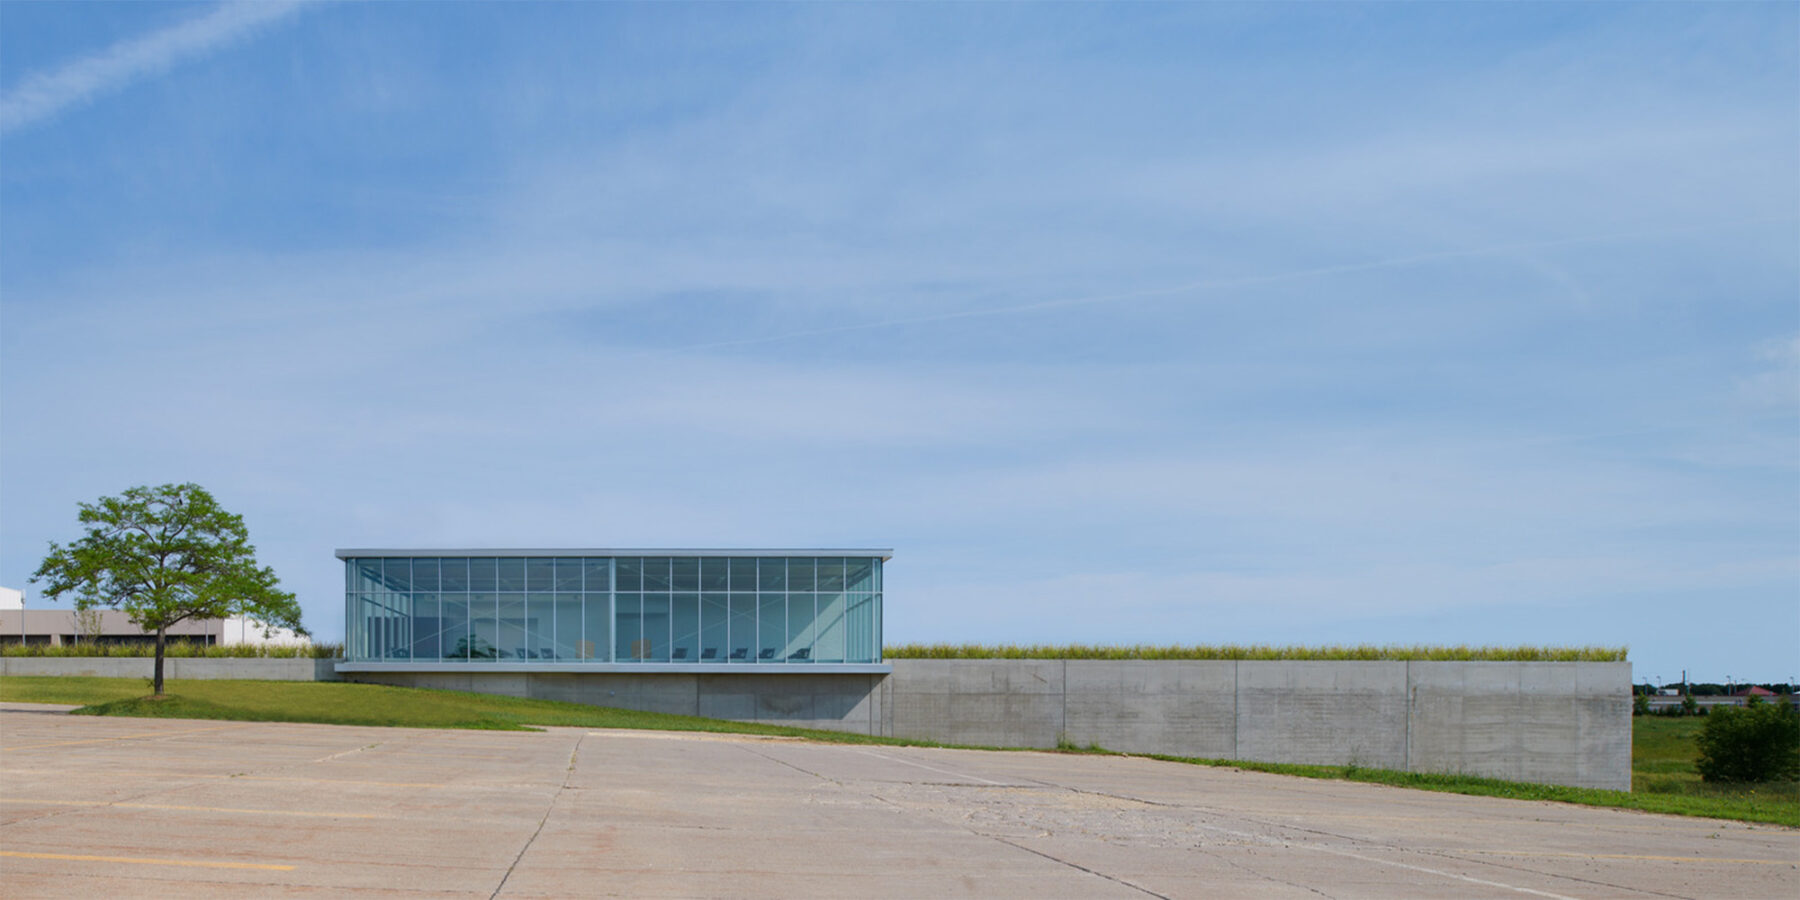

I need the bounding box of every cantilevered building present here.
[337,550,887,674]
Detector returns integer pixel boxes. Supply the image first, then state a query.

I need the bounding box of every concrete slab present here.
[0,709,1792,898]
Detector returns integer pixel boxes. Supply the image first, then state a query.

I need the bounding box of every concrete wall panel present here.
[885,660,1064,748]
[524,673,695,713]
[341,671,886,734]
[1063,660,1235,758]
[1234,661,1409,769]
[1407,661,1630,791]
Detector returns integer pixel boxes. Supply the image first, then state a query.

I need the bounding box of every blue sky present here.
[1,2,1794,684]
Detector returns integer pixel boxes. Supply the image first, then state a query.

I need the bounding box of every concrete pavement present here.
[0,704,1793,898]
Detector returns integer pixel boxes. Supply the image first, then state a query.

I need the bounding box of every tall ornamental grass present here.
[883,643,1626,662]
[2,641,342,659]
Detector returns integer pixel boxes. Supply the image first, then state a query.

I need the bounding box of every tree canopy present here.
[32,483,304,694]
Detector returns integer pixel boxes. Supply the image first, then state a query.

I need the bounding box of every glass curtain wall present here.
[346,555,881,665]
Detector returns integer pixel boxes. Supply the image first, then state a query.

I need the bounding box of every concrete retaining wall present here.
[1,655,1630,789]
[0,656,340,681]
[346,671,888,735]
[881,659,1630,790]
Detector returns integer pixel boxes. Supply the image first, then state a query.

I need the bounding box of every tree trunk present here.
[153,626,166,696]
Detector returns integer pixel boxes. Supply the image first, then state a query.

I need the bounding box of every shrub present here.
[1634,693,1651,716]
[1695,700,1800,783]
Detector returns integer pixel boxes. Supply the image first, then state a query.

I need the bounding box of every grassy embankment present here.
[1150,714,1797,828]
[0,676,934,744]
[886,643,1628,661]
[1,641,342,658]
[5,641,1624,661]
[2,675,1791,827]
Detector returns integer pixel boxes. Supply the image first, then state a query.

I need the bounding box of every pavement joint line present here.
[1152,792,1715,899]
[0,850,295,871]
[489,732,584,900]
[2,798,391,819]
[853,748,1009,785]
[1191,844,1334,897]
[1467,850,1796,865]
[978,775,1606,899]
[0,722,245,751]
[1300,844,1584,900]
[737,743,844,785]
[1405,846,1696,899]
[985,833,1172,899]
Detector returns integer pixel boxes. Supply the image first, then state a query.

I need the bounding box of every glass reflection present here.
[347,555,882,665]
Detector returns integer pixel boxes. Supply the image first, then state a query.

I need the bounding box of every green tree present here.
[31,483,304,695]
[1694,699,1800,783]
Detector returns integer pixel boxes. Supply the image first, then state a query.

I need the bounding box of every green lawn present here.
[0,676,942,745]
[1152,715,1799,828]
[886,643,1626,661]
[3,676,1794,827]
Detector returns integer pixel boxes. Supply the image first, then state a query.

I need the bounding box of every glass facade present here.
[343,553,884,665]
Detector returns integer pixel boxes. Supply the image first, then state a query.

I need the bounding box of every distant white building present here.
[0,587,306,646]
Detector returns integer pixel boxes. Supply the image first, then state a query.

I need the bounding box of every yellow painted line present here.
[0,850,294,872]
[1470,850,1793,865]
[1,723,244,751]
[1,798,386,819]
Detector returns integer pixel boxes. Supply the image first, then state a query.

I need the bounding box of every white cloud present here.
[0,1,309,136]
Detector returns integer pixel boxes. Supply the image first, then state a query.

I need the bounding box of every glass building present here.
[336,550,888,671]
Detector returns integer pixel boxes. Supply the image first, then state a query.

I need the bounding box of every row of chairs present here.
[670,647,812,661]
[382,646,820,661]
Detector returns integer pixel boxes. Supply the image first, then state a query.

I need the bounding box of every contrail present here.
[673,216,1795,353]
[0,1,310,136]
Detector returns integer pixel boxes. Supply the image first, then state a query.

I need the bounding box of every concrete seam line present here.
[1060,659,1067,743]
[740,742,841,784]
[986,834,1172,899]
[489,732,583,900]
[1405,659,1412,773]
[853,748,1006,786]
[1232,659,1239,761]
[1302,844,1583,900]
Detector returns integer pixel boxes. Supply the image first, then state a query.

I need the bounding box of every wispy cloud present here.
[0,1,309,136]
[671,215,1794,354]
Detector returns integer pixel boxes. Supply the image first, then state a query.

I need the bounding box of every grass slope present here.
[2,642,341,659]
[2,676,1790,827]
[885,643,1627,661]
[0,676,941,745]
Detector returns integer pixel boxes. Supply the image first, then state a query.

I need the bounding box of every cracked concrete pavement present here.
[0,704,1794,898]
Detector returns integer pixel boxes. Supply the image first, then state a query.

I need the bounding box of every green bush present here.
[1695,700,1800,783]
